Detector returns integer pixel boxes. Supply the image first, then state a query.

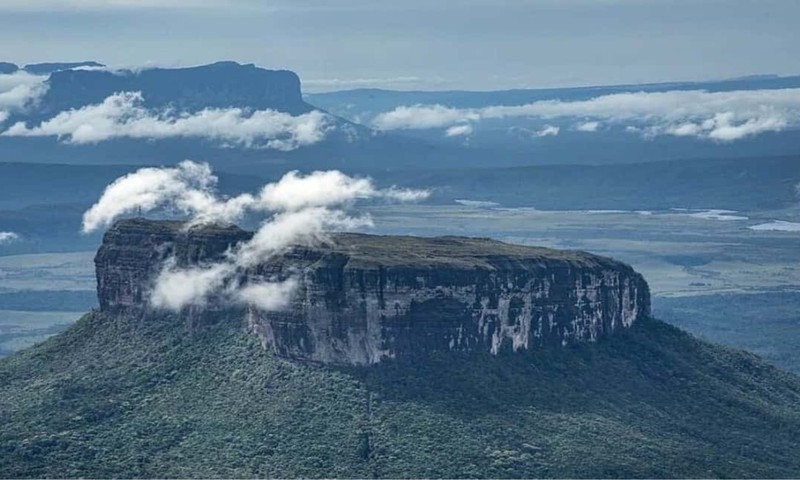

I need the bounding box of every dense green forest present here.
[2,311,800,478]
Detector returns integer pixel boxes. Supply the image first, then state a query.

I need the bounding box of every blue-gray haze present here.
[0,0,797,91]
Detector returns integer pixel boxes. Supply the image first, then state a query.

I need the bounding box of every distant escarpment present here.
[23,61,105,75]
[0,62,18,74]
[96,219,650,365]
[39,61,312,116]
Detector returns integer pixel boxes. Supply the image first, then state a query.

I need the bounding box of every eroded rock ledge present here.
[95,219,650,365]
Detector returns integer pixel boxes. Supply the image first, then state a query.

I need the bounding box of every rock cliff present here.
[95,219,650,365]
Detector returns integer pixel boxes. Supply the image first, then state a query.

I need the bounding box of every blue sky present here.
[0,0,798,91]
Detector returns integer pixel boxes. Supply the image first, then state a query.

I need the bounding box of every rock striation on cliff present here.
[95,219,650,365]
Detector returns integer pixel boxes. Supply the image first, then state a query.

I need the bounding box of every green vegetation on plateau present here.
[1,311,800,478]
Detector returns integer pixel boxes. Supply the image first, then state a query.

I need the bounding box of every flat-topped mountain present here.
[0,61,105,75]
[2,218,800,477]
[38,61,312,116]
[23,61,105,75]
[96,219,650,364]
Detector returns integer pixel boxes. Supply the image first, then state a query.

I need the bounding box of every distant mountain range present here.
[0,61,104,75]
[308,73,800,166]
[1,61,799,172]
[307,74,800,111]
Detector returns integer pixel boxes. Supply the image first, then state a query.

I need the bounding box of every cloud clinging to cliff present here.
[371,88,800,141]
[85,161,429,311]
[373,104,479,131]
[235,278,299,312]
[2,91,332,149]
[150,262,233,311]
[234,207,374,268]
[0,72,48,121]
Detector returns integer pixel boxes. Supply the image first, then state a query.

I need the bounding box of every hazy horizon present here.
[1,0,798,91]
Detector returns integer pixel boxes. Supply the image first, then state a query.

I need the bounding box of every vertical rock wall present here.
[96,219,650,365]
[246,252,649,365]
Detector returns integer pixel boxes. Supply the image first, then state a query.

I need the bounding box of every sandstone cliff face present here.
[94,219,251,312]
[96,219,650,365]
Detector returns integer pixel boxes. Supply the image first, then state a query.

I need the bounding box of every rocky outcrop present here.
[96,219,650,365]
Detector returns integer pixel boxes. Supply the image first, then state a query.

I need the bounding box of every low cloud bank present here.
[664,209,748,221]
[748,220,800,232]
[84,161,429,311]
[2,91,333,149]
[372,88,800,141]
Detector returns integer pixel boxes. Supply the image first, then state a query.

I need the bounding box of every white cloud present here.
[2,91,332,149]
[0,232,20,244]
[82,162,428,234]
[509,125,559,139]
[81,160,248,233]
[381,186,431,202]
[748,220,800,232]
[371,88,800,142]
[672,209,748,221]
[234,207,374,267]
[84,161,429,311]
[257,170,376,211]
[445,124,473,137]
[534,125,559,137]
[454,199,499,208]
[574,121,600,132]
[256,170,429,211]
[150,261,233,310]
[236,278,299,311]
[646,112,787,142]
[0,72,48,117]
[373,104,480,130]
